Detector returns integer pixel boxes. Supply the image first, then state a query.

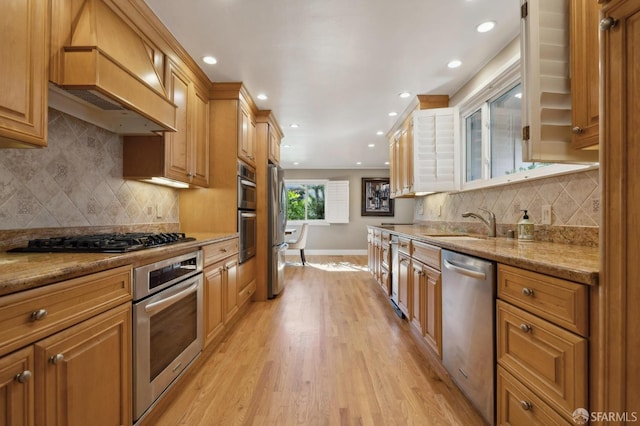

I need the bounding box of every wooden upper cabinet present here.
[239,99,257,167]
[570,0,601,149]
[387,95,449,198]
[0,0,48,148]
[123,62,209,188]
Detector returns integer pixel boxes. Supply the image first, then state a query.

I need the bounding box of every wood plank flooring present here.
[141,255,486,425]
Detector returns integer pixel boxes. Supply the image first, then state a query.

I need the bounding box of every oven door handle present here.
[144,282,198,315]
[240,211,257,218]
[239,179,257,188]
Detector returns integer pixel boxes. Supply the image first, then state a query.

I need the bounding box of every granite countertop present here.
[372,224,599,286]
[0,232,238,297]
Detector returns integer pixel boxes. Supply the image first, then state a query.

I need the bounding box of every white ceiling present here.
[145,0,520,169]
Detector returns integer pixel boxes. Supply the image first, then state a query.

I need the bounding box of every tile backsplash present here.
[0,109,179,230]
[414,168,600,245]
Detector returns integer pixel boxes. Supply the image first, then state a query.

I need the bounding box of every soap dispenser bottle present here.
[517,210,535,241]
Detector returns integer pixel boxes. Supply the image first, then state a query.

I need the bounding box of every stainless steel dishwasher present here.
[441,249,496,425]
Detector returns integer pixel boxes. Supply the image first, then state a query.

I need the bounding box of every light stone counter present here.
[0,232,237,297]
[372,224,599,285]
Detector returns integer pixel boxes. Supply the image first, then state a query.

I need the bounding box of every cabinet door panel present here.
[423,265,442,358]
[190,86,210,187]
[165,63,190,182]
[0,0,47,148]
[397,253,411,318]
[35,304,131,426]
[0,347,34,426]
[204,265,224,347]
[224,258,239,323]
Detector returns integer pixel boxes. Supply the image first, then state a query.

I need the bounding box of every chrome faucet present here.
[462,208,496,237]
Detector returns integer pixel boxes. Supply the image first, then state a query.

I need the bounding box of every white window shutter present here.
[325,180,349,223]
[520,0,598,163]
[412,107,459,193]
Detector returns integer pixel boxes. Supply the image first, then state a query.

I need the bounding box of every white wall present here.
[283,169,414,252]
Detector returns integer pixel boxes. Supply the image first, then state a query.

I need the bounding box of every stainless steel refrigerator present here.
[268,164,287,298]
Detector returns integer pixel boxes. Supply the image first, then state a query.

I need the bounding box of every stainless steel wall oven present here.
[133,250,203,423]
[237,160,257,263]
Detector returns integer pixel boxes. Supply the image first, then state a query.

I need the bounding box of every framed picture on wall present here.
[361,177,394,216]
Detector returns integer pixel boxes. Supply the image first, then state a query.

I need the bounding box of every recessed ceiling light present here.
[514,92,522,99]
[290,123,299,128]
[257,93,268,100]
[447,60,462,69]
[283,144,291,148]
[384,161,390,165]
[399,92,411,98]
[388,112,398,117]
[376,131,384,136]
[476,21,496,33]
[293,162,299,165]
[368,144,375,148]
[356,161,362,165]
[202,56,217,65]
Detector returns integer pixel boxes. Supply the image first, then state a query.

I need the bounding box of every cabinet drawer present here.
[497,366,573,425]
[203,238,239,267]
[497,301,587,418]
[411,240,441,270]
[397,237,411,255]
[0,266,132,357]
[238,279,256,307]
[497,264,588,336]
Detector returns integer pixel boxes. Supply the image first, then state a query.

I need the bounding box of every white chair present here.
[287,223,309,265]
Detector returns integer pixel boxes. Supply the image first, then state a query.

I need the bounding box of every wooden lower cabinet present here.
[203,264,224,348]
[422,264,442,358]
[0,346,34,426]
[497,366,572,425]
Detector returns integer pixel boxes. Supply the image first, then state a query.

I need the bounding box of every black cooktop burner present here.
[8,232,196,253]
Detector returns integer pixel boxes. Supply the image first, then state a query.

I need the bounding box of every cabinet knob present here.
[15,370,32,384]
[520,400,533,411]
[521,287,534,297]
[30,309,48,321]
[520,323,532,333]
[49,354,65,365]
[572,126,584,134]
[600,16,618,31]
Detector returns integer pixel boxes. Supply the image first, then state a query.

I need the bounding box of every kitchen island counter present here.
[371,224,599,285]
[0,232,237,297]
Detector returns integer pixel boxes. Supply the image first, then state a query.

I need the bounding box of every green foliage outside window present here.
[286,183,325,221]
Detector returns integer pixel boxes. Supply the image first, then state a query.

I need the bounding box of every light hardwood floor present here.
[141,255,486,425]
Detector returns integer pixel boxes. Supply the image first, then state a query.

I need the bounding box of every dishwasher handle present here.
[443,259,487,280]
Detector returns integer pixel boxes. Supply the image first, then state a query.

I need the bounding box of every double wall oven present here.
[237,160,257,263]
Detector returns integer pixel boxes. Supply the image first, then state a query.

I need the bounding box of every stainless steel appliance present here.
[441,249,495,425]
[237,161,257,210]
[267,164,287,298]
[238,210,257,263]
[237,160,257,263]
[389,235,403,317]
[133,250,203,423]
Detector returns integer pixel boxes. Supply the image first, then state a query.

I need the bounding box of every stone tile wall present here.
[414,168,600,245]
[0,109,179,230]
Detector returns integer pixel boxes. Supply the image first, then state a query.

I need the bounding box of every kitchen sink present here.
[419,233,485,241]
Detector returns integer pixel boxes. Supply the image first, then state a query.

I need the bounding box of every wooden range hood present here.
[50,0,177,134]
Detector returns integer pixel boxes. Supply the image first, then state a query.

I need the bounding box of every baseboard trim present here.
[285,249,367,256]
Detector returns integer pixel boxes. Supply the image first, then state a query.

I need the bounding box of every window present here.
[286,181,325,221]
[285,179,350,224]
[459,59,591,190]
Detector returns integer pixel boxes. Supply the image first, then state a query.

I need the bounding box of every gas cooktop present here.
[8,232,196,253]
